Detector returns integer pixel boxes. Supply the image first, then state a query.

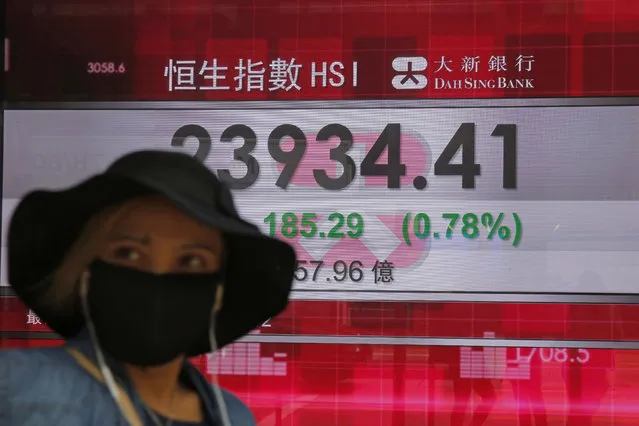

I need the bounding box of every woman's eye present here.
[114,247,140,262]
[180,255,205,269]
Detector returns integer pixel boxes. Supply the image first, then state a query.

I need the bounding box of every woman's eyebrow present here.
[180,243,218,253]
[110,234,150,244]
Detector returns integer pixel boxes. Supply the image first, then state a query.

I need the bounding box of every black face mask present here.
[85,259,223,367]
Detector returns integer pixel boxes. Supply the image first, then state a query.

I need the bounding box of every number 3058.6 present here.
[86,62,126,74]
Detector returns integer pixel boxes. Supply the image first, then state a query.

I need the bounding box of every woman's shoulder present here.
[0,347,117,425]
[1,346,78,384]
[217,387,257,425]
[2,346,85,379]
[0,346,104,398]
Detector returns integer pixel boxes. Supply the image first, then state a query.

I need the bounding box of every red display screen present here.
[3,1,639,425]
[5,0,639,101]
[3,333,639,425]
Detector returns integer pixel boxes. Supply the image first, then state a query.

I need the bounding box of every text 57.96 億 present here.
[294,260,395,285]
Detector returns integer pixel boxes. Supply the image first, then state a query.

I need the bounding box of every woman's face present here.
[98,197,223,275]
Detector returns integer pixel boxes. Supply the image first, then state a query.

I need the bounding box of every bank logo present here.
[391,56,428,90]
[390,54,536,92]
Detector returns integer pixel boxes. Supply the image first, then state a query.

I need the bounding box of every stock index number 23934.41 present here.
[171,122,518,190]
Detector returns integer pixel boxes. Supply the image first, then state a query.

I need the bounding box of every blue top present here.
[0,331,256,426]
[145,412,207,426]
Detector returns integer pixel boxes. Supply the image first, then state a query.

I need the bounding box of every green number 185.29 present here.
[264,212,364,239]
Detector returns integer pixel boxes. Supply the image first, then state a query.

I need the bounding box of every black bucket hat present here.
[7,150,297,354]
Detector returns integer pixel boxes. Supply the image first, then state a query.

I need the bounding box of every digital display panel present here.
[3,0,639,425]
[3,107,639,295]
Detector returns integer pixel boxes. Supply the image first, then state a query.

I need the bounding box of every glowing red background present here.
[3,0,639,424]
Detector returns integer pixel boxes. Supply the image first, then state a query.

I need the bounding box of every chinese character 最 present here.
[26,310,42,325]
[372,260,395,284]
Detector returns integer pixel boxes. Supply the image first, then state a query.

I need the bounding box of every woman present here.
[0,150,297,426]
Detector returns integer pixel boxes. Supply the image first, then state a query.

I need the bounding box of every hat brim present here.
[7,174,296,352]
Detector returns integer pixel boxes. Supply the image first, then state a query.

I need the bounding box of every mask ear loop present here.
[209,297,232,426]
[80,275,133,425]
